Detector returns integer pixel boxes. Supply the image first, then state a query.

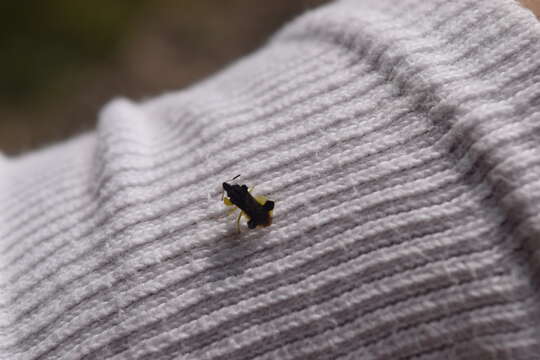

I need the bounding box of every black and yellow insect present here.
[222,175,274,232]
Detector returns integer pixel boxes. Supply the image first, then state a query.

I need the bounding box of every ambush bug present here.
[222,175,274,232]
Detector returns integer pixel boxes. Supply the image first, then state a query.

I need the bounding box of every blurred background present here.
[0,0,329,155]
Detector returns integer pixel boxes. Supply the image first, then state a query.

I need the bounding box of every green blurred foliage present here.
[0,0,145,102]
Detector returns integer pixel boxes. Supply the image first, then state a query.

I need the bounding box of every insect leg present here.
[236,211,244,233]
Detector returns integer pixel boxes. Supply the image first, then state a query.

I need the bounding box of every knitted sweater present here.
[1,0,540,359]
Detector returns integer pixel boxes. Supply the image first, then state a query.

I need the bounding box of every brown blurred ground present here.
[0,0,329,155]
[520,0,540,16]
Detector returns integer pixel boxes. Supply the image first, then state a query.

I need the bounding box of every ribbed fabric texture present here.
[2,0,540,359]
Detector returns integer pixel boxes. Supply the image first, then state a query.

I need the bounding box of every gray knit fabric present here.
[2,0,540,359]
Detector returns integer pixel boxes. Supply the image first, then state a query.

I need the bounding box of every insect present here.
[222,175,275,232]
